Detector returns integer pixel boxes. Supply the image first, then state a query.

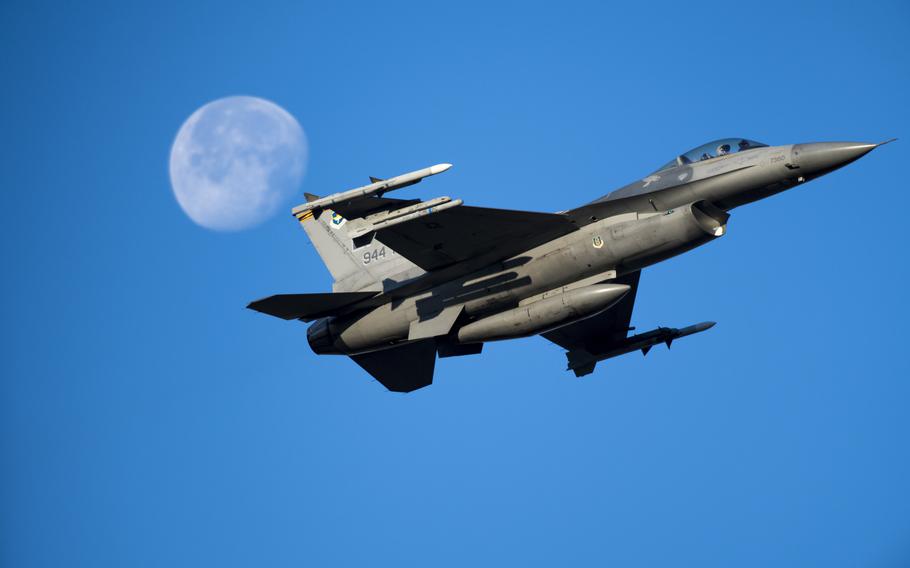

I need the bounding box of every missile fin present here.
[641,345,652,356]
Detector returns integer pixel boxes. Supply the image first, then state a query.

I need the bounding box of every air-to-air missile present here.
[565,322,717,377]
[348,196,463,245]
[250,138,894,392]
[292,163,452,216]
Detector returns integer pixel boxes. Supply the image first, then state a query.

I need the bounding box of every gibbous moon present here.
[169,96,308,231]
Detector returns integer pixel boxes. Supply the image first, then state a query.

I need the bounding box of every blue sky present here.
[2,1,909,566]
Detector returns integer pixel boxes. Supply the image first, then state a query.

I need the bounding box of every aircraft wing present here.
[541,270,641,354]
[373,205,577,271]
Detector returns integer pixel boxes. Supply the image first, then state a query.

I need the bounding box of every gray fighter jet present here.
[249,138,893,392]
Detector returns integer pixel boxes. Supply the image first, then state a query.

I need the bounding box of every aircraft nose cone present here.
[792,141,879,175]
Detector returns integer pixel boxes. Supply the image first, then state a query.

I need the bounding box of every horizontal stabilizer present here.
[247,291,377,321]
[351,339,437,392]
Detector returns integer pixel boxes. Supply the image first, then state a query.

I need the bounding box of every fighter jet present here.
[248,138,893,391]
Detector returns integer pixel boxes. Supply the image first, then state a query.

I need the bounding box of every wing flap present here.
[247,291,377,321]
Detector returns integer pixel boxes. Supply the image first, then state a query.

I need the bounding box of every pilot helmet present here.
[717,143,731,155]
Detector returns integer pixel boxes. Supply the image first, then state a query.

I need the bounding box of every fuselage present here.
[308,140,882,356]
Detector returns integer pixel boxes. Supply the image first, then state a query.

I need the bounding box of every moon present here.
[169,96,308,231]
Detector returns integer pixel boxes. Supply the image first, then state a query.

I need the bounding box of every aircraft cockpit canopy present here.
[654,138,768,172]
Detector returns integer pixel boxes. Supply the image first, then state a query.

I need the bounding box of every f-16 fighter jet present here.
[249,138,893,391]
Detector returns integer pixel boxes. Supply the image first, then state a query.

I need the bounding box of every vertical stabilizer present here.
[295,193,422,292]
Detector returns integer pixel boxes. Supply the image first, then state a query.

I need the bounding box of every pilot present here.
[717,143,731,156]
[738,139,751,151]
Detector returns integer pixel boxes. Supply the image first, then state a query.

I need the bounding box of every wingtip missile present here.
[429,163,453,175]
[348,196,463,238]
[292,163,454,217]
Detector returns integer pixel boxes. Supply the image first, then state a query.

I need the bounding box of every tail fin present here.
[296,193,421,292]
